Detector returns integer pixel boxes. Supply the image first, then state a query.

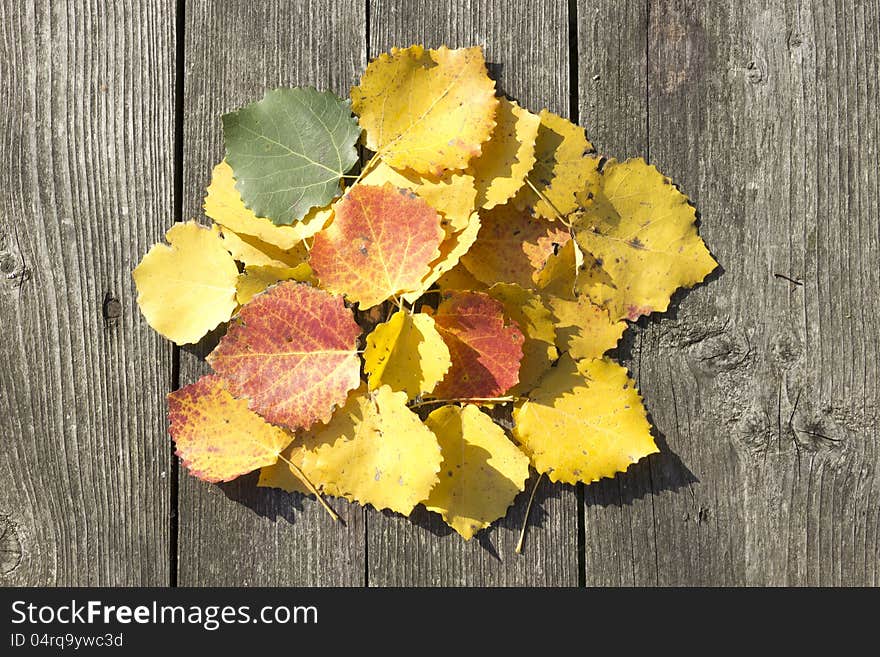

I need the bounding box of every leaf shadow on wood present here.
[216,471,315,525]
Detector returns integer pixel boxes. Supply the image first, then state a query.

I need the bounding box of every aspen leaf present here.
[534,237,613,300]
[207,281,361,430]
[352,45,498,175]
[204,161,331,250]
[436,262,487,294]
[432,290,525,399]
[513,354,658,484]
[360,160,476,232]
[310,183,444,308]
[547,295,626,360]
[486,283,558,394]
[133,221,239,345]
[400,212,481,304]
[469,98,541,209]
[513,109,601,220]
[572,158,718,321]
[223,87,360,225]
[235,264,313,305]
[423,405,530,539]
[306,386,442,515]
[219,226,309,269]
[168,375,293,483]
[364,311,451,399]
[257,442,311,496]
[461,203,570,288]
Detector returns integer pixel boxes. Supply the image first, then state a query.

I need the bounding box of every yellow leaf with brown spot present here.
[360,160,476,233]
[469,98,541,209]
[534,237,614,300]
[487,283,558,394]
[310,183,445,308]
[512,110,601,220]
[400,211,481,304]
[133,221,238,345]
[547,295,626,360]
[235,264,313,305]
[305,386,442,515]
[423,405,530,539]
[204,161,331,250]
[461,204,570,288]
[513,355,658,484]
[573,158,718,321]
[352,45,498,175]
[168,375,293,482]
[363,311,451,399]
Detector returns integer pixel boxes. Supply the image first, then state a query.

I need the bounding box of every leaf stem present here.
[515,473,544,554]
[277,452,340,522]
[408,395,520,409]
[524,177,571,228]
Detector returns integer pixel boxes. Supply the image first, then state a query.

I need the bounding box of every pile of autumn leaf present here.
[133,45,717,541]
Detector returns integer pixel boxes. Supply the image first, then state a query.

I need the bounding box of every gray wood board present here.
[175,0,367,586]
[365,0,579,586]
[0,0,175,585]
[582,0,880,585]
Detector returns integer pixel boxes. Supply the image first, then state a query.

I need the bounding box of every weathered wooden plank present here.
[366,0,579,586]
[0,0,174,585]
[580,0,880,585]
[575,0,660,587]
[176,0,367,586]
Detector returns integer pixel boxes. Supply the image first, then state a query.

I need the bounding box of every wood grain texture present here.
[0,0,174,585]
[176,0,367,586]
[366,0,579,586]
[579,0,880,585]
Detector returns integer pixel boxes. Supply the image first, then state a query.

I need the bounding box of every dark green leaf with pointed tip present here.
[223,87,360,225]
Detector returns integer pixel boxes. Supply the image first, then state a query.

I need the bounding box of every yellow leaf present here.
[423,405,530,540]
[352,45,498,175]
[461,203,569,288]
[436,262,487,293]
[512,109,601,220]
[486,283,558,394]
[219,226,309,269]
[133,221,238,345]
[360,160,476,233]
[235,264,313,305]
[512,355,658,484]
[400,212,481,304]
[573,158,718,321]
[534,237,614,300]
[363,311,451,399]
[547,295,626,360]
[306,386,442,515]
[256,442,311,496]
[204,161,331,250]
[469,98,541,209]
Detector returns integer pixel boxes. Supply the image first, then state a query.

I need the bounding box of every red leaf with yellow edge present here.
[207,281,361,430]
[309,183,444,308]
[168,375,293,483]
[460,203,570,289]
[432,290,524,399]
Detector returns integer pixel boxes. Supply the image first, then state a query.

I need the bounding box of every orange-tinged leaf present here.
[573,158,718,321]
[469,98,541,209]
[204,161,331,250]
[352,45,498,175]
[461,204,570,289]
[207,281,361,430]
[168,375,293,483]
[512,355,658,484]
[310,183,444,308]
[513,109,601,220]
[133,221,239,345]
[432,290,525,399]
[400,212,481,304]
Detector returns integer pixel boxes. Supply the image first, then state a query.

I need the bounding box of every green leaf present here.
[222,87,360,225]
